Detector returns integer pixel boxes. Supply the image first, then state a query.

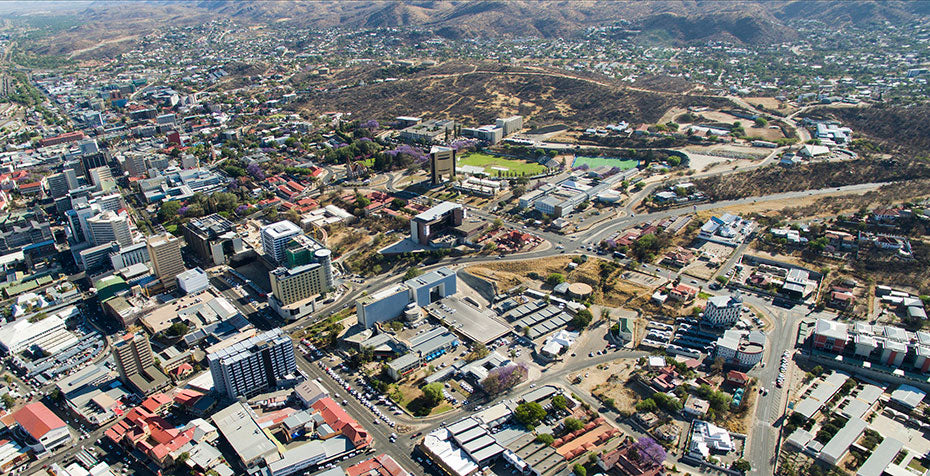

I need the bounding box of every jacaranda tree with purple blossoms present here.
[481,362,529,395]
[633,437,666,466]
[246,162,265,181]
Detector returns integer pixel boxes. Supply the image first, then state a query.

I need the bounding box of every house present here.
[310,397,373,449]
[12,402,72,454]
[684,398,710,418]
[726,370,749,387]
[661,248,694,268]
[668,284,698,303]
[829,291,855,310]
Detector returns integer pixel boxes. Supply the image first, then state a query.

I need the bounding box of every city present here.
[0,2,928,476]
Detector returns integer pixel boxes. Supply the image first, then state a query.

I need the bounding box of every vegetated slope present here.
[774,0,930,26]
[636,11,797,45]
[293,70,730,126]
[693,158,930,201]
[809,105,930,155]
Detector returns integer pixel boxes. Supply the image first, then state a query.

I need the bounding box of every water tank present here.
[404,303,420,322]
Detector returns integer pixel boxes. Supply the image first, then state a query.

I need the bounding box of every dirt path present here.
[68,35,138,59]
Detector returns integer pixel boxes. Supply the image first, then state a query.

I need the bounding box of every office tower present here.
[183,214,242,266]
[260,220,301,264]
[147,233,185,286]
[66,204,99,243]
[123,153,147,177]
[79,139,99,156]
[63,168,80,190]
[86,210,133,247]
[46,173,70,199]
[207,328,296,399]
[111,332,168,395]
[429,145,456,184]
[80,153,109,181]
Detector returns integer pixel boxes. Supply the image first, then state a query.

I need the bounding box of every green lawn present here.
[572,156,639,170]
[458,152,547,177]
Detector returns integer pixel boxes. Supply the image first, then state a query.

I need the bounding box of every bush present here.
[573,463,586,476]
[535,433,555,445]
[547,273,566,286]
[572,309,593,329]
[552,394,568,411]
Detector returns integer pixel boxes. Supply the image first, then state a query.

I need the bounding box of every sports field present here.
[457,152,547,176]
[572,156,639,170]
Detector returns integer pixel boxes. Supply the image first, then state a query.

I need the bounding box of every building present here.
[12,402,72,454]
[109,241,150,269]
[688,420,734,460]
[701,294,743,327]
[357,267,457,329]
[496,116,524,137]
[147,233,185,288]
[410,202,465,245]
[178,267,209,294]
[0,219,53,253]
[0,312,78,355]
[112,332,169,395]
[212,402,280,472]
[429,146,456,184]
[208,328,297,399]
[261,220,302,264]
[398,119,455,144]
[715,329,766,368]
[698,213,756,246]
[269,263,329,321]
[183,214,244,266]
[86,210,133,246]
[88,166,114,191]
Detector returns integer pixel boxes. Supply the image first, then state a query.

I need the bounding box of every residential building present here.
[111,332,169,395]
[261,220,301,263]
[207,328,297,399]
[701,294,743,327]
[147,233,185,288]
[12,402,72,454]
[429,145,456,184]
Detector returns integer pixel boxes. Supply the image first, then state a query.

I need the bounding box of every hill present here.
[289,64,732,126]
[808,105,930,156]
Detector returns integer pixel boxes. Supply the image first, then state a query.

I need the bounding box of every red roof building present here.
[106,406,195,467]
[347,453,410,476]
[12,402,71,453]
[311,397,373,448]
[726,370,750,387]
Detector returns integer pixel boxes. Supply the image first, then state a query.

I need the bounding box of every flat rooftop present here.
[426,296,510,345]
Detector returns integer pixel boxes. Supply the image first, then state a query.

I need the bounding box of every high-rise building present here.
[701,293,743,327]
[409,201,465,245]
[260,220,301,264]
[429,145,456,184]
[63,168,80,190]
[147,233,185,287]
[46,173,70,199]
[122,153,147,177]
[86,210,132,246]
[207,328,297,399]
[111,332,169,395]
[109,241,150,270]
[267,235,333,321]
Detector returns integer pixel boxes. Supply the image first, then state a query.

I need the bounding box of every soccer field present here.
[457,152,547,176]
[571,156,639,170]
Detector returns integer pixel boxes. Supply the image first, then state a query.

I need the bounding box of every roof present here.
[211,402,278,466]
[890,384,926,409]
[857,437,904,476]
[413,202,462,222]
[819,417,867,462]
[13,402,66,440]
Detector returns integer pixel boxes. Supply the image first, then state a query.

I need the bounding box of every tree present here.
[546,273,566,286]
[421,383,444,408]
[465,343,489,361]
[482,363,528,395]
[403,268,423,280]
[732,459,751,472]
[514,402,546,427]
[166,322,190,337]
[633,437,667,466]
[535,433,555,445]
[552,394,568,411]
[158,201,182,223]
[635,398,657,412]
[1,393,14,409]
[573,463,586,476]
[571,309,593,329]
[564,418,584,432]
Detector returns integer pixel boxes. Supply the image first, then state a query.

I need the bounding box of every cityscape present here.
[0,2,928,476]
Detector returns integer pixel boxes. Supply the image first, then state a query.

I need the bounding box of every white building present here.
[715,329,766,368]
[701,294,742,327]
[207,328,297,399]
[86,210,133,247]
[688,420,734,460]
[178,267,210,295]
[698,213,756,246]
[261,220,301,264]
